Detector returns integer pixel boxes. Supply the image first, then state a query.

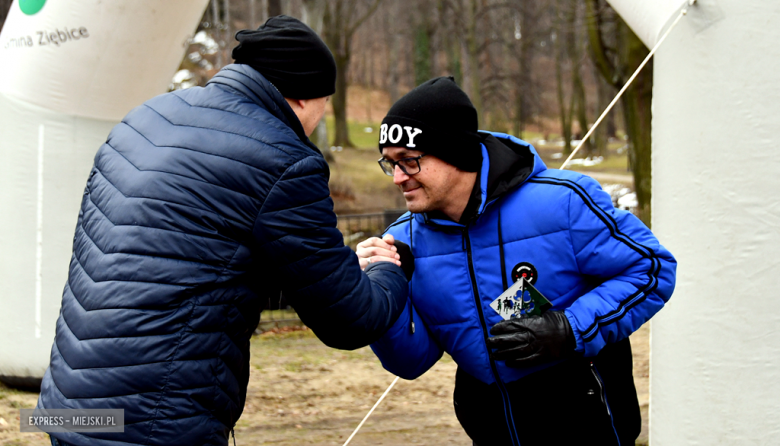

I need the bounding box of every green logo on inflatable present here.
[19,0,47,15]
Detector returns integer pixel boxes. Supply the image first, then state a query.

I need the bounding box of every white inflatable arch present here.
[0,0,208,387]
[606,0,780,443]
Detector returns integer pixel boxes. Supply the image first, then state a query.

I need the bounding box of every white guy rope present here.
[560,2,692,170]
[342,375,400,446]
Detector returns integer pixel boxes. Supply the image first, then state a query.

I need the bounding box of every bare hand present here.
[356,234,401,270]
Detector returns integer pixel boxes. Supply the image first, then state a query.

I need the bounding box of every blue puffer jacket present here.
[38,64,407,446]
[372,132,676,444]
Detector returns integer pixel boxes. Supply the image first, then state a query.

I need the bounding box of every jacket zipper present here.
[464,229,521,446]
[590,362,622,445]
[590,362,610,416]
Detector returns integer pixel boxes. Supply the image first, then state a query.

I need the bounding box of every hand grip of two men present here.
[356,235,574,367]
[356,235,414,281]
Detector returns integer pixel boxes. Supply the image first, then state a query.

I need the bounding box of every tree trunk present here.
[267,0,282,17]
[465,0,483,126]
[513,6,533,139]
[586,0,653,225]
[555,54,571,153]
[331,53,353,148]
[513,78,525,138]
[223,0,231,60]
[322,0,382,148]
[592,72,610,157]
[569,3,592,156]
[620,20,652,225]
[302,0,325,32]
[413,23,433,86]
[302,0,330,156]
[573,69,589,153]
[248,0,257,29]
[438,0,462,83]
[261,0,268,23]
[212,0,223,68]
[387,32,401,103]
[323,1,354,148]
[554,0,572,154]
[413,1,435,86]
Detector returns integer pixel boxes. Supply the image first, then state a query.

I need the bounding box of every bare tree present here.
[438,0,463,83]
[384,1,404,103]
[322,0,382,148]
[413,0,436,86]
[248,0,257,28]
[591,67,612,157]
[440,0,498,128]
[586,0,652,224]
[224,0,232,58]
[554,0,574,153]
[302,0,330,155]
[464,0,483,125]
[510,3,534,137]
[211,0,224,68]
[570,1,592,156]
[267,0,282,17]
[174,0,620,165]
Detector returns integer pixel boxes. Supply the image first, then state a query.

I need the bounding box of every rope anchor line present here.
[342,375,400,446]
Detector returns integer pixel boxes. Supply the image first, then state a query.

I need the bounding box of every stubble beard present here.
[400,182,429,214]
[404,199,426,214]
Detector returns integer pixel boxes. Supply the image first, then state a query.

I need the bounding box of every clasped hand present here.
[356,234,414,280]
[356,234,402,270]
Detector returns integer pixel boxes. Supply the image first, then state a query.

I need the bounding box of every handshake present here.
[357,234,575,368]
[356,235,414,281]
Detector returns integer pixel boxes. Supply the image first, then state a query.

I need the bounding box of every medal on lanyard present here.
[490,277,552,320]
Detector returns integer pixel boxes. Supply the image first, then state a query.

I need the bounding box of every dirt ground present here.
[0,324,649,446]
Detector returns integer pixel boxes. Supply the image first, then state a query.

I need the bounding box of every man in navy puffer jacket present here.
[38,16,409,446]
[358,77,676,445]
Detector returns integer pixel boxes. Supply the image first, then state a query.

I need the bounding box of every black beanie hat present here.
[232,15,336,99]
[378,76,481,172]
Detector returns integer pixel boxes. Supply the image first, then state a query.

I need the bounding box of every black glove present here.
[393,240,415,281]
[486,311,575,368]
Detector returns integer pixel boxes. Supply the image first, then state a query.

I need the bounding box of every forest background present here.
[1,0,653,224]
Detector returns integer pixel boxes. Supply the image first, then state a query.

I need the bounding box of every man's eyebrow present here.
[383,150,419,160]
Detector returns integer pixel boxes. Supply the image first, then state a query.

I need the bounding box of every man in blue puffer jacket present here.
[38,16,409,446]
[358,77,676,445]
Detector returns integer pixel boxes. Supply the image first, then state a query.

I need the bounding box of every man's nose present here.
[392,165,409,186]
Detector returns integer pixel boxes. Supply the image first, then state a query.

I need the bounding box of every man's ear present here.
[284,97,305,112]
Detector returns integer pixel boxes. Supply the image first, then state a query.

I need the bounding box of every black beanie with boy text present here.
[378,76,481,172]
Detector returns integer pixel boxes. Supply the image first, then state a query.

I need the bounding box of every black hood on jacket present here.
[459,132,536,224]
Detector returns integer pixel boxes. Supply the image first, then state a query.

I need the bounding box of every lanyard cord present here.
[409,217,415,334]
[498,204,508,290]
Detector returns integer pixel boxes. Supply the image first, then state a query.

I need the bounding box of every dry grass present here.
[0,325,649,445]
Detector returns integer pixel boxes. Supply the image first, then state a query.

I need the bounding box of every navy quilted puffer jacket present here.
[37,64,408,446]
